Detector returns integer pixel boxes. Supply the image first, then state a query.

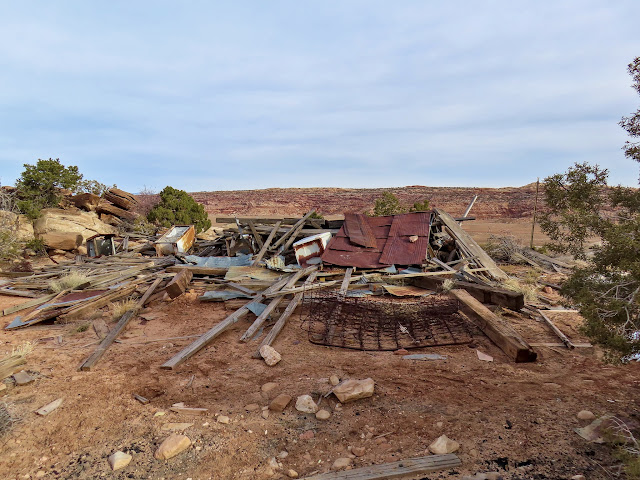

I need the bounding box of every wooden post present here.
[530,178,540,249]
[252,221,282,266]
[165,269,193,299]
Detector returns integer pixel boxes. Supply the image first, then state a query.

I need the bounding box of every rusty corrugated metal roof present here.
[321,211,432,268]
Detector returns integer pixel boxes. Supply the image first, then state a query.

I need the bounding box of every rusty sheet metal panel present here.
[320,248,390,268]
[155,225,196,256]
[328,236,386,252]
[388,212,431,237]
[379,235,429,265]
[343,213,377,248]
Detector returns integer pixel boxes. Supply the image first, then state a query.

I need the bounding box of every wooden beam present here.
[165,270,193,299]
[301,454,461,479]
[410,276,524,311]
[166,265,228,276]
[57,284,139,321]
[536,309,575,349]
[2,293,57,317]
[246,220,264,249]
[160,276,292,370]
[339,268,353,296]
[271,211,315,250]
[263,275,363,298]
[252,271,318,358]
[450,289,537,362]
[252,221,281,266]
[78,277,162,371]
[0,288,39,298]
[240,266,316,342]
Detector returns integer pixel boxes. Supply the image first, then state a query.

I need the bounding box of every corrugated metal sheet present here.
[321,212,431,268]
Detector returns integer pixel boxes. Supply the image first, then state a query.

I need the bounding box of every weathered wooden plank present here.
[252,221,281,266]
[166,265,228,276]
[0,288,39,298]
[537,309,575,349]
[263,275,363,298]
[160,276,292,370]
[411,276,524,311]
[450,289,537,362]
[339,268,353,296]
[301,454,461,479]
[78,277,163,371]
[165,270,193,299]
[2,293,57,317]
[272,211,315,250]
[246,220,264,249]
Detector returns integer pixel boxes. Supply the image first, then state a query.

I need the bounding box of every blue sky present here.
[1,1,639,193]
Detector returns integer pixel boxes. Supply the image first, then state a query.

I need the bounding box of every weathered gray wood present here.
[0,288,39,298]
[165,269,193,299]
[301,454,461,479]
[166,265,228,276]
[339,268,353,296]
[253,271,318,358]
[252,221,281,266]
[272,211,315,250]
[537,309,575,349]
[240,267,316,342]
[161,275,291,370]
[78,277,162,371]
[246,220,264,250]
[2,293,57,317]
[451,289,536,362]
[263,276,362,298]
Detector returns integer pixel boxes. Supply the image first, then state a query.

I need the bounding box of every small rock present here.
[299,430,315,440]
[428,434,460,454]
[329,375,340,386]
[35,472,45,479]
[245,403,260,412]
[267,457,280,469]
[485,474,502,480]
[217,415,230,424]
[0,384,6,392]
[394,349,409,355]
[262,382,278,394]
[161,423,193,431]
[332,457,352,470]
[260,345,282,366]
[12,371,34,385]
[270,394,292,412]
[316,409,331,420]
[542,286,554,294]
[436,421,443,428]
[334,403,343,411]
[352,446,365,457]
[277,450,289,459]
[261,410,269,419]
[296,395,318,413]
[333,378,375,403]
[577,410,595,421]
[287,469,299,478]
[155,434,191,460]
[571,476,585,480]
[108,451,132,471]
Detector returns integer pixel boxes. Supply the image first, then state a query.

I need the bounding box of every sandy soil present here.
[0,276,638,480]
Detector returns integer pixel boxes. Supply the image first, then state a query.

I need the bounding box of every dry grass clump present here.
[484,235,530,264]
[502,278,539,303]
[440,278,456,292]
[0,342,33,381]
[110,298,137,320]
[49,272,89,293]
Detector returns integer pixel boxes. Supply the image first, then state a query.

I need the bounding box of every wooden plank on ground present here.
[166,265,228,276]
[240,266,316,342]
[301,454,461,479]
[0,288,39,298]
[411,276,524,311]
[78,277,162,371]
[165,270,193,299]
[450,289,537,362]
[536,309,575,349]
[434,208,508,281]
[253,271,318,358]
[160,275,292,370]
[2,293,57,317]
[252,221,281,266]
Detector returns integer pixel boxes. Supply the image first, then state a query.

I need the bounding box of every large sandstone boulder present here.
[33,209,117,241]
[0,210,34,241]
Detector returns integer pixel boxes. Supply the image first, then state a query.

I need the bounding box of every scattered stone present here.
[261,410,269,419]
[35,398,63,416]
[333,378,375,403]
[394,349,409,355]
[108,451,132,471]
[35,472,45,478]
[0,383,7,392]
[155,434,191,460]
[260,345,282,366]
[436,421,443,428]
[332,457,352,470]
[245,403,260,412]
[154,411,166,417]
[577,410,595,421]
[299,430,315,440]
[334,403,343,411]
[12,371,34,386]
[352,446,365,457]
[267,457,280,469]
[269,394,292,412]
[542,286,554,294]
[571,476,585,480]
[575,415,614,443]
[262,382,278,394]
[296,395,318,414]
[476,350,494,362]
[329,375,340,386]
[316,409,331,420]
[277,451,289,459]
[217,415,230,424]
[287,469,299,478]
[161,423,193,431]
[428,435,460,454]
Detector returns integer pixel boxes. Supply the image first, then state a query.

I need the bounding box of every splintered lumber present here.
[301,454,461,479]
[246,220,264,249]
[272,211,315,250]
[0,288,39,298]
[78,277,163,371]
[450,289,537,362]
[411,276,524,311]
[252,221,281,266]
[240,266,317,342]
[264,275,362,298]
[253,271,319,358]
[166,265,228,276]
[536,309,575,349]
[57,283,138,321]
[165,270,193,299]
[434,208,508,281]
[160,276,292,370]
[2,293,57,317]
[339,268,353,295]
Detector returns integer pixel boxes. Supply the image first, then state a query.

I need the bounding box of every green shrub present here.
[25,238,46,256]
[370,192,407,216]
[147,186,211,234]
[409,199,430,212]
